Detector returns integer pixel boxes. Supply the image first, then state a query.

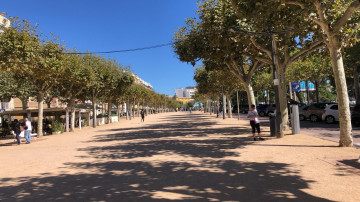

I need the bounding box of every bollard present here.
[292,104,300,134]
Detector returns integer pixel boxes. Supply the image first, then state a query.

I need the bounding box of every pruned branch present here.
[333,0,360,32]
[268,0,305,9]
[250,38,272,59]
[231,59,246,76]
[249,61,264,77]
[309,15,329,31]
[244,53,272,65]
[225,62,245,83]
[288,41,325,65]
[286,1,305,9]
[307,1,331,35]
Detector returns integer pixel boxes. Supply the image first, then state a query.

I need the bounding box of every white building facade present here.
[175,88,184,98]
[184,87,197,100]
[175,87,197,100]
[0,14,10,34]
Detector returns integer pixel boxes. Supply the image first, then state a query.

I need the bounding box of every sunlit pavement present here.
[0,111,359,201]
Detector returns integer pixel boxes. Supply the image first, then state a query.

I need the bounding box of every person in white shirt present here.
[23,117,32,143]
[247,104,264,141]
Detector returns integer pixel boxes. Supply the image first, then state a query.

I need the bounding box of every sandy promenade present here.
[0,111,359,201]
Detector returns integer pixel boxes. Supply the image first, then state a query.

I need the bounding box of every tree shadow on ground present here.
[0,113,333,201]
[0,161,332,201]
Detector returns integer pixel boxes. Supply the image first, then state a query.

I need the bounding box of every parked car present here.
[266,104,276,115]
[306,102,336,122]
[299,104,310,121]
[238,104,249,114]
[351,104,360,127]
[322,104,339,124]
[257,104,268,117]
[322,104,354,124]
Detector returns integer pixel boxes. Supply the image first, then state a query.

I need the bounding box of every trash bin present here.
[269,113,276,137]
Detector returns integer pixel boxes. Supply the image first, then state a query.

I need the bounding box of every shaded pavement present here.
[0,112,359,201]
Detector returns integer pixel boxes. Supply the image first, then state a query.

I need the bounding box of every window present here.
[330,105,338,110]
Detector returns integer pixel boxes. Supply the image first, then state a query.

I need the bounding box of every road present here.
[231,112,360,147]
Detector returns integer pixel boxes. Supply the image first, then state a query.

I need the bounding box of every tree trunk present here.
[244,81,256,108]
[37,92,44,137]
[295,91,303,103]
[46,101,51,109]
[117,104,121,121]
[203,101,205,112]
[277,70,289,132]
[127,98,131,120]
[137,101,140,117]
[126,101,129,120]
[315,80,320,103]
[101,103,105,116]
[121,102,125,117]
[354,66,360,104]
[306,81,310,104]
[226,94,232,118]
[132,99,135,118]
[328,40,353,147]
[70,98,76,132]
[92,95,96,128]
[222,92,226,119]
[108,97,112,124]
[21,97,28,110]
[142,99,145,114]
[207,100,211,114]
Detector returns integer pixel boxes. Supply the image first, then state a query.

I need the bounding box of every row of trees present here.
[173,0,360,147]
[0,18,180,137]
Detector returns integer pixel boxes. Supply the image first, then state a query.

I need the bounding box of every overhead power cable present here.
[24,43,173,55]
[65,43,173,55]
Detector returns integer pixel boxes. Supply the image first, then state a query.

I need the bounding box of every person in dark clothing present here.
[140,109,145,122]
[11,119,21,145]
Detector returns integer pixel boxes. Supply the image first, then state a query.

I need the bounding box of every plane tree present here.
[274,0,360,146]
[194,64,241,118]
[344,43,360,104]
[0,18,65,137]
[56,51,95,131]
[173,2,263,110]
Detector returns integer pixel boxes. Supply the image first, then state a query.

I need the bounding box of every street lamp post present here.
[270,30,284,138]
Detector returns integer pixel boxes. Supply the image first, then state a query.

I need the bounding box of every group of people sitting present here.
[11,117,33,145]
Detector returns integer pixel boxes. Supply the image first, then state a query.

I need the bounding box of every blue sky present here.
[2,0,198,95]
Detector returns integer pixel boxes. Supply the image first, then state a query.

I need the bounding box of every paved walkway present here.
[0,112,359,201]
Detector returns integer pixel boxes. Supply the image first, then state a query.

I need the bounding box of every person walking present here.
[23,117,32,144]
[247,104,264,141]
[140,109,145,122]
[11,119,21,145]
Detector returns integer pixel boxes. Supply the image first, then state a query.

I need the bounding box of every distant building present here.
[176,97,191,104]
[131,73,153,90]
[184,86,197,100]
[175,88,184,98]
[174,86,197,103]
[0,13,10,34]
